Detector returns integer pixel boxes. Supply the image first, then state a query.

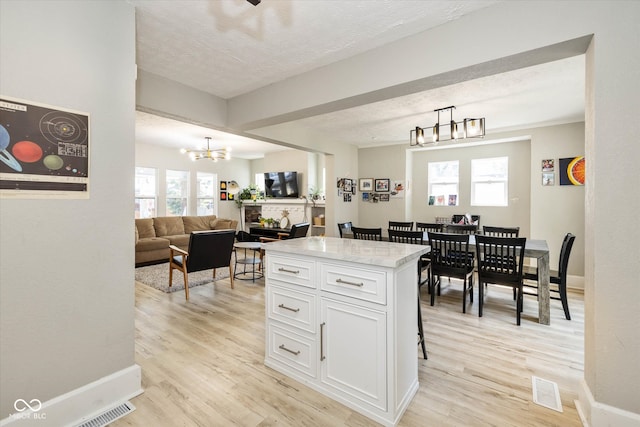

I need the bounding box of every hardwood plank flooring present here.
[112,274,584,427]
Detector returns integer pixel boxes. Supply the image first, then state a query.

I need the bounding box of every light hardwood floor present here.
[113,274,584,427]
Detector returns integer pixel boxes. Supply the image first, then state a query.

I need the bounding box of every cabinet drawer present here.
[267,284,316,333]
[320,263,386,305]
[267,255,315,289]
[267,324,317,378]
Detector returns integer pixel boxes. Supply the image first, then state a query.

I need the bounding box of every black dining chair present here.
[351,226,383,241]
[483,226,520,237]
[475,235,527,325]
[415,223,444,292]
[169,229,236,300]
[415,222,444,233]
[388,221,414,231]
[388,229,428,359]
[337,221,353,238]
[428,232,475,313]
[523,233,575,320]
[445,224,479,235]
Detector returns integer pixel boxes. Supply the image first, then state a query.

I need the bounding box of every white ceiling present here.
[132,0,585,157]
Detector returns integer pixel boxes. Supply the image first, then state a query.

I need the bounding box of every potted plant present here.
[309,186,323,206]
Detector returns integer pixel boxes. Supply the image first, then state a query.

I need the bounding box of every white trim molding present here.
[0,365,142,427]
[577,378,640,427]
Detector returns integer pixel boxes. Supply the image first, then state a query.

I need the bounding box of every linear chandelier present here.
[180,137,231,162]
[410,106,485,147]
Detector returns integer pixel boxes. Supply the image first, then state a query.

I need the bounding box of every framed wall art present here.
[359,178,373,191]
[375,178,390,192]
[559,156,585,186]
[0,96,90,198]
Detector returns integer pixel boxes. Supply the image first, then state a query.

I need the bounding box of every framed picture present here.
[344,179,352,194]
[559,156,585,186]
[359,178,373,191]
[542,173,555,186]
[542,159,554,172]
[390,180,404,198]
[375,178,390,192]
[0,96,90,198]
[379,193,390,202]
[220,181,227,190]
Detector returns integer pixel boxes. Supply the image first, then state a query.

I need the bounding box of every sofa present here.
[135,215,238,266]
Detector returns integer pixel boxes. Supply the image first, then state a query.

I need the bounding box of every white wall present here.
[135,143,250,224]
[0,0,140,423]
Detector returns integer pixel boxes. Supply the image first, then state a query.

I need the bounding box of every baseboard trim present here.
[578,378,640,427]
[0,364,143,427]
[567,274,584,291]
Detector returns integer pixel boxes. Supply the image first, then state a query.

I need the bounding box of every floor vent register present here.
[532,376,563,412]
[75,401,136,427]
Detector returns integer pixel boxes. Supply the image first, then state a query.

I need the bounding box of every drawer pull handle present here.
[278,303,300,313]
[320,322,326,361]
[278,267,300,274]
[336,278,364,287]
[279,344,300,356]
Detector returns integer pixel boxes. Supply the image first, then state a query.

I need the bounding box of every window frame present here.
[196,171,215,216]
[427,160,459,206]
[165,169,189,216]
[134,167,157,218]
[470,156,509,207]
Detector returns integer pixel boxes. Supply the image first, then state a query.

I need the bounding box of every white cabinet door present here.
[320,298,387,410]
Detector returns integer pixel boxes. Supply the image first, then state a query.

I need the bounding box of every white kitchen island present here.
[263,236,430,427]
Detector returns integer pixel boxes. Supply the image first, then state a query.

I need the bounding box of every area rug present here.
[135,262,230,293]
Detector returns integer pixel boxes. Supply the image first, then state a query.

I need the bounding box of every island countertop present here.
[262,236,429,268]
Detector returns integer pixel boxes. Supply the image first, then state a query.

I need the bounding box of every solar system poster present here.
[0,96,89,198]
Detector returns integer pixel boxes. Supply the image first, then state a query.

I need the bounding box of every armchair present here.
[168,229,236,300]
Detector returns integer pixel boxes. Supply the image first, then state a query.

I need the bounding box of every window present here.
[471,156,508,206]
[196,172,215,215]
[134,167,157,218]
[166,169,189,216]
[255,172,265,196]
[428,160,459,206]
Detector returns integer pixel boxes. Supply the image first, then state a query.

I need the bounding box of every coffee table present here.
[233,241,263,281]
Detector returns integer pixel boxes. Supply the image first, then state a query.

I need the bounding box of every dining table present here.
[342,230,552,325]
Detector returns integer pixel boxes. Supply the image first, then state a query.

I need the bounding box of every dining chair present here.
[428,232,475,313]
[337,221,353,238]
[475,235,527,325]
[415,222,444,233]
[523,233,575,320]
[483,226,520,237]
[388,221,414,231]
[388,229,428,359]
[445,224,479,235]
[351,226,383,241]
[415,223,444,290]
[168,229,236,300]
[258,222,310,267]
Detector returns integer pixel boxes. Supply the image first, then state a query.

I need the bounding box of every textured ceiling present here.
[132,0,584,156]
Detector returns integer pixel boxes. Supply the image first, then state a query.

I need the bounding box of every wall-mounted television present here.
[264,171,299,198]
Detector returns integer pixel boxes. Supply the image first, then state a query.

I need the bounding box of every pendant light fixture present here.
[410,106,485,147]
